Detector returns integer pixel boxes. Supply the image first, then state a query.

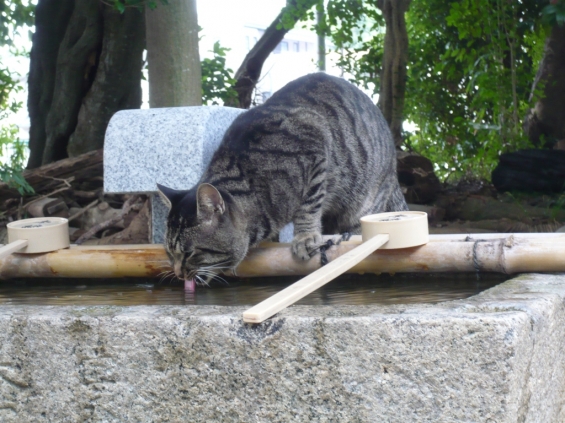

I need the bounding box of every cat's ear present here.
[196,183,225,219]
[156,183,185,210]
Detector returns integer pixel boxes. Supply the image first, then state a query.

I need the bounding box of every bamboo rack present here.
[0,233,564,279]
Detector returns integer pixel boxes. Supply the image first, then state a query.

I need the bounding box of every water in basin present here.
[0,273,507,306]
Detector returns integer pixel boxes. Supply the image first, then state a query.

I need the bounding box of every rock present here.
[492,149,565,193]
[397,151,442,204]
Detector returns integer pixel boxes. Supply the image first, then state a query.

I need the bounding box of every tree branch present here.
[75,195,140,245]
[228,0,319,109]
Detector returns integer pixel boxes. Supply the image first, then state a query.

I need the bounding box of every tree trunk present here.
[26,0,74,169]
[227,0,319,109]
[41,0,103,165]
[145,0,201,107]
[67,6,145,157]
[524,25,565,148]
[0,150,103,205]
[317,7,326,71]
[377,0,411,147]
[27,0,145,168]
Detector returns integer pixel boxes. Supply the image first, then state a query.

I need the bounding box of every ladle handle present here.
[0,239,29,260]
[242,234,390,323]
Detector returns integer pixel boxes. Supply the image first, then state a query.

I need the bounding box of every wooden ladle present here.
[0,217,70,260]
[242,211,429,323]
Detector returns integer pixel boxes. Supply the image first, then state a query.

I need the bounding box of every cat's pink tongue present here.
[184,278,196,292]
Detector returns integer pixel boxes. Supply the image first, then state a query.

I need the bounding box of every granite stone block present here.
[1,273,565,422]
[104,106,245,193]
[104,106,244,242]
[150,194,169,244]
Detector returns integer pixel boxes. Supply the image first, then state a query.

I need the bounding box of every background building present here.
[197,0,341,103]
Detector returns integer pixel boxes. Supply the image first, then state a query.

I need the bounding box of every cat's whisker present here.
[195,274,210,287]
[198,269,229,285]
[212,274,229,285]
[196,270,219,284]
[201,268,231,277]
[168,271,178,282]
[197,270,218,279]
[201,260,232,270]
[201,263,232,274]
[156,270,168,281]
[158,270,175,285]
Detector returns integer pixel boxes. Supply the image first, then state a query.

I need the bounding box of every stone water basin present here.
[0,273,564,422]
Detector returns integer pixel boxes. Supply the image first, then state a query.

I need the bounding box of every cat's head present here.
[157,183,248,283]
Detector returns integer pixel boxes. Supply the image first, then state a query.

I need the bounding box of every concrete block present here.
[1,273,565,422]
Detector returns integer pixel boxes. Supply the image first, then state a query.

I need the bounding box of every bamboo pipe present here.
[238,235,565,276]
[0,234,564,279]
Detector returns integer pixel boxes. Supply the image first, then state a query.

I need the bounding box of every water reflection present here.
[0,273,508,307]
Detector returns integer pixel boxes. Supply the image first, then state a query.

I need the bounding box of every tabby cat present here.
[158,72,408,284]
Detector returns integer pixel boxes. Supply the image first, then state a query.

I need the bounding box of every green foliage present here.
[1,0,33,194]
[1,1,31,118]
[0,87,31,194]
[109,0,168,13]
[0,1,32,111]
[324,0,381,47]
[0,66,21,113]
[550,193,565,219]
[542,0,565,26]
[405,0,544,180]
[201,41,238,106]
[0,0,34,46]
[312,0,548,181]
[279,0,321,30]
[0,124,33,195]
[325,0,384,94]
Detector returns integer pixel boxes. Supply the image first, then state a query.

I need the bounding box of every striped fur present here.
[158,72,408,281]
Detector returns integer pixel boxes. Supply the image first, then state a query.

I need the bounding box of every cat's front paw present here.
[291,232,323,261]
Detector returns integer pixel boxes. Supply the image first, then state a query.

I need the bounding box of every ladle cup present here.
[0,217,70,260]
